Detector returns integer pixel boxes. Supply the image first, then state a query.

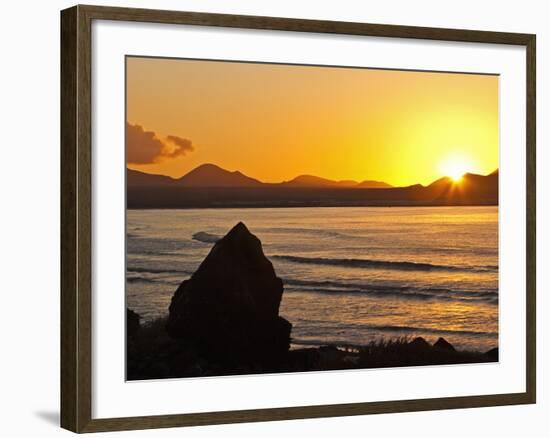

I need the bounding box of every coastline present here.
[127,201,499,210]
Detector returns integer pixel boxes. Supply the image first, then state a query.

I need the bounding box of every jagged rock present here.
[408,337,431,350]
[433,337,456,351]
[167,222,292,364]
[126,308,141,338]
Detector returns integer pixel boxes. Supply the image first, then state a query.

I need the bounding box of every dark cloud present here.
[126,123,194,164]
[164,135,194,158]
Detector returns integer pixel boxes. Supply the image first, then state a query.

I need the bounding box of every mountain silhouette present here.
[128,164,393,189]
[356,180,393,189]
[281,174,356,188]
[127,164,262,188]
[127,168,174,187]
[281,174,391,188]
[432,172,498,204]
[176,163,262,187]
[126,164,498,208]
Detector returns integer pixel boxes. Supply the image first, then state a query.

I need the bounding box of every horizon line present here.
[126,163,499,188]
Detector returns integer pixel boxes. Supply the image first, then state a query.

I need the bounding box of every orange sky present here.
[126,57,498,187]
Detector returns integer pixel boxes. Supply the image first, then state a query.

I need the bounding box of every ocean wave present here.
[127,248,184,257]
[126,266,497,303]
[127,266,191,275]
[126,265,191,286]
[192,231,221,244]
[256,226,355,240]
[127,275,162,284]
[284,286,497,304]
[273,254,497,273]
[291,324,497,348]
[126,274,185,286]
[359,324,497,336]
[282,278,497,304]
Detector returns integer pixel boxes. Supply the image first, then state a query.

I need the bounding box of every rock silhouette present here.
[126,308,141,338]
[408,337,431,350]
[433,337,456,351]
[167,222,292,364]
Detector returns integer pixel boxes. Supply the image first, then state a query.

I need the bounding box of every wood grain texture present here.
[60,4,537,433]
[60,5,78,432]
[80,393,534,433]
[79,4,534,44]
[61,5,93,432]
[525,34,536,404]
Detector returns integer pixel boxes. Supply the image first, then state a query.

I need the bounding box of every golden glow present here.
[127,58,498,186]
[438,155,476,182]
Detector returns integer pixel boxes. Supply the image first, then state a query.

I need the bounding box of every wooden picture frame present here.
[61,4,536,433]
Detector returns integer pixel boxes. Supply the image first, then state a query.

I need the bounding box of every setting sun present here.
[439,155,475,182]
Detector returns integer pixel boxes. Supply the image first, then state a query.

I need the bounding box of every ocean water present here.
[127,206,498,352]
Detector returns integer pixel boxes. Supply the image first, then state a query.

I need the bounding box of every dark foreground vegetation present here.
[127,316,498,380]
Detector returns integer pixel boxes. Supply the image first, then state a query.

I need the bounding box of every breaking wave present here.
[283,277,497,304]
[192,231,221,244]
[273,255,497,273]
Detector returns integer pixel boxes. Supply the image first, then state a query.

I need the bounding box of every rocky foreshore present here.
[127,315,497,380]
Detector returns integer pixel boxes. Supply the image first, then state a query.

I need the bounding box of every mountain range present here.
[127,163,498,208]
[127,163,392,189]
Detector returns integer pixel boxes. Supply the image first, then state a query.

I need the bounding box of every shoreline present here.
[130,312,498,354]
[127,202,498,210]
[127,316,498,381]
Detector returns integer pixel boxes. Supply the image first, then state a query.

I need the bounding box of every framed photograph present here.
[60,5,536,433]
